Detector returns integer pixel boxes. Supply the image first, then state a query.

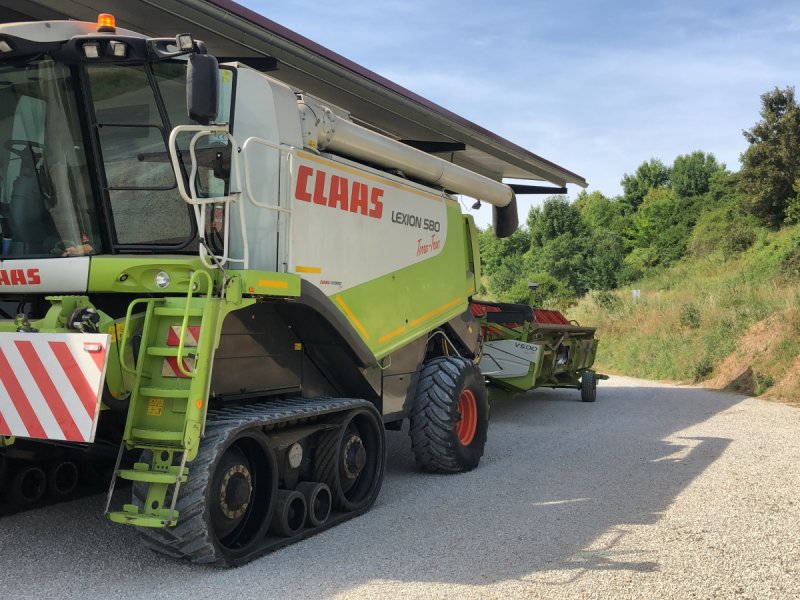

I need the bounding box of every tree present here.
[574,190,624,230]
[620,158,670,212]
[529,196,586,246]
[740,86,800,227]
[671,151,724,198]
[627,187,696,270]
[524,197,592,295]
[477,227,529,274]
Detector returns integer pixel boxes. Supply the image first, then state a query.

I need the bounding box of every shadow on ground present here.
[0,379,744,598]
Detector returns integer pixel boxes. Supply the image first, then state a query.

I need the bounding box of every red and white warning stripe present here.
[162,326,200,378]
[0,333,110,443]
[166,325,200,348]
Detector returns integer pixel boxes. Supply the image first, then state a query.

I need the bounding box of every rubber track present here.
[136,397,372,566]
[410,357,483,473]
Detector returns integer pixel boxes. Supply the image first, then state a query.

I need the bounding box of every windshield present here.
[0,60,101,257]
[87,62,232,249]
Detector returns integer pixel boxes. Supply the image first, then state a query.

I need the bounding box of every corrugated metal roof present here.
[0,0,587,188]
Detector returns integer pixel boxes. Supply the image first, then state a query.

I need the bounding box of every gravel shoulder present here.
[1,375,798,599]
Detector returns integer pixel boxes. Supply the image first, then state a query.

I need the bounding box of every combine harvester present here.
[0,1,600,565]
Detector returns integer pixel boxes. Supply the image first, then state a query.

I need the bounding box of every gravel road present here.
[1,376,798,599]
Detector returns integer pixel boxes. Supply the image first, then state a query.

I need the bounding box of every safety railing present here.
[240,136,296,272]
[174,270,214,378]
[167,124,250,270]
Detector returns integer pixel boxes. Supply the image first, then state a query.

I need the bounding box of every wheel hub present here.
[218,464,252,519]
[455,389,478,446]
[342,435,366,480]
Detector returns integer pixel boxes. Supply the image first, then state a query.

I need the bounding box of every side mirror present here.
[187,53,219,125]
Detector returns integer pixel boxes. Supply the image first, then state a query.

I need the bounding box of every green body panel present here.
[230,269,301,297]
[87,256,215,294]
[463,215,481,295]
[333,201,473,360]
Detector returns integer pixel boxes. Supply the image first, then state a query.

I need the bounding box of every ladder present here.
[108,271,221,527]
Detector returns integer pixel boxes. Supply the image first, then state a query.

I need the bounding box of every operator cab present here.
[0,15,232,260]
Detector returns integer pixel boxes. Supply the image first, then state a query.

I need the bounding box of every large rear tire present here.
[409,356,489,473]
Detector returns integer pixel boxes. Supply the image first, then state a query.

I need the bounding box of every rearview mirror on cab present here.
[187,53,219,125]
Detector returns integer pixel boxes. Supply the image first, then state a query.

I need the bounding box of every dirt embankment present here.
[703,315,799,405]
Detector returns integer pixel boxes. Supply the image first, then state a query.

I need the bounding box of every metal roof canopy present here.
[0,0,587,188]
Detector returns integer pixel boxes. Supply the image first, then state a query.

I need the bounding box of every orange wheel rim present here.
[456,389,477,446]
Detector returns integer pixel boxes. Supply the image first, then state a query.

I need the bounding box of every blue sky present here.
[240,1,800,224]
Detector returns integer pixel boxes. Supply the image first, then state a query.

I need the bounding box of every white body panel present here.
[289,151,449,294]
[480,339,543,379]
[228,67,303,272]
[0,257,89,293]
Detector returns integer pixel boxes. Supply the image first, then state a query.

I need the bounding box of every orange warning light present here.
[196,399,203,409]
[97,13,116,32]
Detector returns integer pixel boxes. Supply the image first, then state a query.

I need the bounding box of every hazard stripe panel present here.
[0,333,110,443]
[162,356,196,379]
[166,326,200,347]
[163,326,200,378]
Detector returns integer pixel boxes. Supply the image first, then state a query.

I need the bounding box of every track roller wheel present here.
[269,489,307,537]
[47,461,79,498]
[410,356,489,473]
[9,465,47,505]
[296,481,332,527]
[314,406,385,512]
[581,370,597,403]
[136,428,278,566]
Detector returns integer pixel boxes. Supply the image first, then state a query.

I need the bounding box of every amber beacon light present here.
[96,13,116,32]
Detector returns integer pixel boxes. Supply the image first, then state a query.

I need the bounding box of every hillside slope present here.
[568,225,800,405]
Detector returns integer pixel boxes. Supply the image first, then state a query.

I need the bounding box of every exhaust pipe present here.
[296,481,332,527]
[47,461,79,498]
[269,489,307,537]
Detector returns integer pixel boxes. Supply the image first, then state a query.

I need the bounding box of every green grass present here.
[569,225,800,400]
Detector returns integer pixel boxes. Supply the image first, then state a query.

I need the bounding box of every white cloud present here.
[243,0,800,204]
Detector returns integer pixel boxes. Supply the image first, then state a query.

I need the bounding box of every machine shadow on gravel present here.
[0,381,745,597]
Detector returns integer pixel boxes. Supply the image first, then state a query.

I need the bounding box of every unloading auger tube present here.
[299,98,520,235]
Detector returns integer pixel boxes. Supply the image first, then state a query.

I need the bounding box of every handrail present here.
[241,136,294,213]
[174,270,214,378]
[241,136,296,272]
[167,124,250,270]
[119,298,162,375]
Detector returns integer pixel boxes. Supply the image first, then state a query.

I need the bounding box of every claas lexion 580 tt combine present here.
[0,14,600,565]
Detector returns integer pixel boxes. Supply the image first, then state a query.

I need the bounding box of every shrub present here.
[754,371,775,395]
[692,356,714,381]
[593,290,622,313]
[679,303,702,329]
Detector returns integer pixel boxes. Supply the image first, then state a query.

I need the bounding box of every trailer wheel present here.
[581,370,597,403]
[135,428,278,566]
[410,356,489,473]
[314,406,385,512]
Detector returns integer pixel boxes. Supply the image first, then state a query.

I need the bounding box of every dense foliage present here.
[480,86,798,306]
